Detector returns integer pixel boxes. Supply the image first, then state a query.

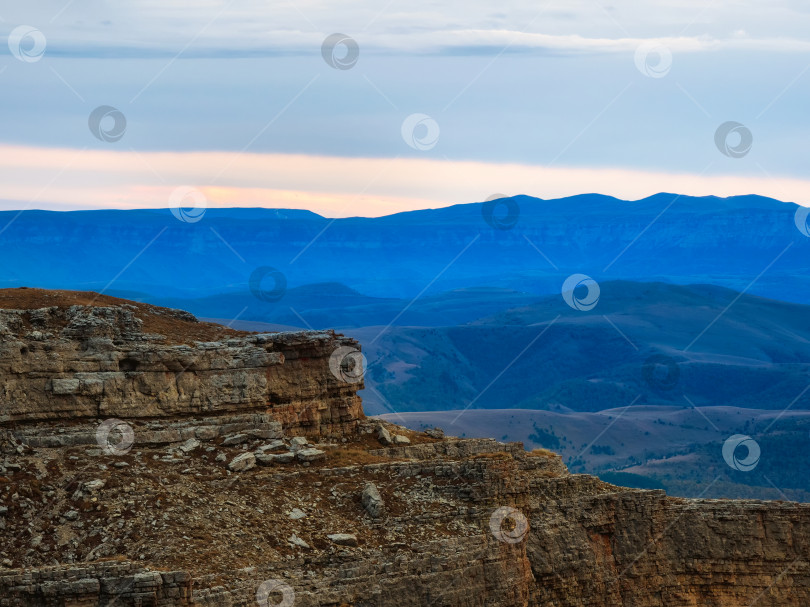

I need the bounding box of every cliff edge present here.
[0,289,808,606]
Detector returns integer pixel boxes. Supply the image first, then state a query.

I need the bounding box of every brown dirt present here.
[0,429,481,576]
[0,287,250,344]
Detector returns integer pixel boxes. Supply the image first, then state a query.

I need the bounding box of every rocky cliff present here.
[0,288,363,435]
[0,289,808,606]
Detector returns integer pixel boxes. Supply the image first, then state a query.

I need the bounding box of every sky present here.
[2,0,810,216]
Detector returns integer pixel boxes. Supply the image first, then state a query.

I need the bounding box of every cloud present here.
[26,29,810,58]
[1,144,807,217]
[7,0,810,57]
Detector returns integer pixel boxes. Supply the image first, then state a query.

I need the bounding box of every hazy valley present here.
[6,194,810,502]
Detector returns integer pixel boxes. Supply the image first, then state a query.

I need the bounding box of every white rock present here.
[255,440,285,454]
[288,508,307,520]
[178,438,200,453]
[83,479,105,492]
[221,433,248,446]
[296,448,326,463]
[256,452,295,465]
[289,436,308,452]
[377,425,393,446]
[362,482,384,518]
[228,452,255,472]
[288,533,310,549]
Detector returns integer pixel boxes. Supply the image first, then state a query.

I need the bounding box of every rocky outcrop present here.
[3,425,808,606]
[0,562,193,606]
[528,485,810,606]
[0,292,364,436]
[1,291,809,606]
[8,412,283,449]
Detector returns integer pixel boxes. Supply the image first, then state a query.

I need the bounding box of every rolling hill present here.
[331,281,810,415]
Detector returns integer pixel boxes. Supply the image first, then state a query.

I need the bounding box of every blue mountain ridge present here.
[1,193,807,303]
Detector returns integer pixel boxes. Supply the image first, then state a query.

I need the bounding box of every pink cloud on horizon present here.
[0,144,807,217]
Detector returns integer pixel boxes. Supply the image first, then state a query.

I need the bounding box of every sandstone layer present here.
[0,290,808,606]
[0,289,363,436]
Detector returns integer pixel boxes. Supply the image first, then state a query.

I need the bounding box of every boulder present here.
[377,425,393,446]
[256,452,295,465]
[255,440,285,454]
[227,452,255,472]
[194,427,219,441]
[288,534,310,549]
[273,452,296,464]
[178,438,200,453]
[361,482,384,518]
[289,437,308,452]
[327,533,358,547]
[83,479,105,493]
[425,427,445,439]
[221,434,248,447]
[296,448,326,463]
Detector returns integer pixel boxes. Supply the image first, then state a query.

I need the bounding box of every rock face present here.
[1,291,809,607]
[5,438,806,606]
[0,290,364,436]
[0,562,193,606]
[528,486,810,606]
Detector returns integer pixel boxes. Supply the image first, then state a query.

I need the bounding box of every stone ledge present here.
[0,300,365,436]
[368,438,524,460]
[7,413,283,449]
[0,563,193,607]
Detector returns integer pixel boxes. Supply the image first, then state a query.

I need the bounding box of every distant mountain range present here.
[3,193,810,303]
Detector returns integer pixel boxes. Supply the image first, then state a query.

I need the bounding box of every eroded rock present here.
[1,292,809,607]
[0,299,365,437]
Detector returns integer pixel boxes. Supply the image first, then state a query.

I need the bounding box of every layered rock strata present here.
[0,290,808,606]
[0,291,363,436]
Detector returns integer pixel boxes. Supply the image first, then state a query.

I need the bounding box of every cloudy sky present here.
[2,0,810,216]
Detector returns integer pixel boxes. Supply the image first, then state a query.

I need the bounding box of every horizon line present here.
[0,191,801,221]
[0,144,808,218]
